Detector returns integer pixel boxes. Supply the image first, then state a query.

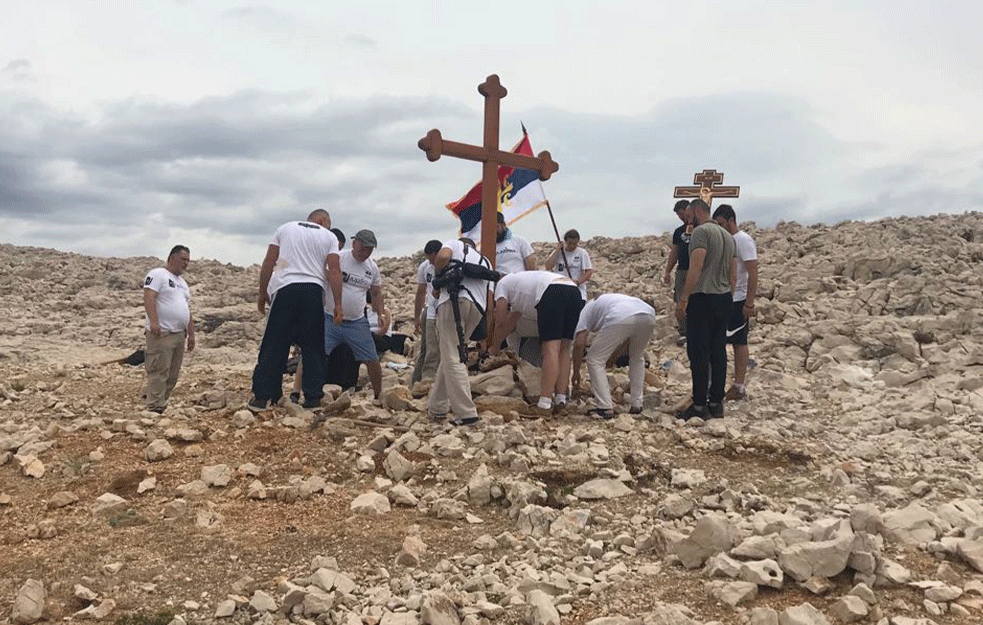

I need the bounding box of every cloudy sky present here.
[2,1,982,265]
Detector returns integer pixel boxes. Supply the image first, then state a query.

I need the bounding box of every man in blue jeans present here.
[674,198,736,420]
[324,229,386,400]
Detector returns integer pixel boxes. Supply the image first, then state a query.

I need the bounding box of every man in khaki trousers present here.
[572,293,656,419]
[143,245,195,413]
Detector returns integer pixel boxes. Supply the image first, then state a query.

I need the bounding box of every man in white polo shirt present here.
[250,209,342,411]
[495,212,536,274]
[489,270,584,415]
[411,239,443,384]
[571,294,657,419]
[323,229,387,400]
[143,245,195,414]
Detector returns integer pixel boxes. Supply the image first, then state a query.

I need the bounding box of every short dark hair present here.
[712,204,736,222]
[424,239,442,255]
[330,228,345,248]
[563,229,580,241]
[495,212,506,224]
[168,245,189,258]
[690,199,710,213]
[673,200,690,212]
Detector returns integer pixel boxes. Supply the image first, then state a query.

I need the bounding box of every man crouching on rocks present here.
[143,245,195,414]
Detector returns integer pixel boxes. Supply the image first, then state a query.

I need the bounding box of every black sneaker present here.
[289,391,301,404]
[449,416,480,426]
[149,406,165,415]
[676,403,708,420]
[589,408,615,420]
[302,396,322,409]
[246,398,270,414]
[628,406,643,415]
[708,402,724,419]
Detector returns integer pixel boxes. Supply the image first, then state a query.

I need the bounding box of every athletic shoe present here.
[428,411,447,422]
[149,406,165,415]
[589,408,615,420]
[708,402,724,418]
[246,398,270,414]
[725,386,747,401]
[676,403,707,420]
[302,397,322,409]
[628,405,643,415]
[676,336,687,347]
[449,416,480,426]
[289,391,301,404]
[520,405,553,419]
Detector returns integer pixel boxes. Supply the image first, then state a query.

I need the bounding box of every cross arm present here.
[673,185,740,198]
[418,129,559,181]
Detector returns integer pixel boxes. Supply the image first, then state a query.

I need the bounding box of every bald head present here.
[307,209,331,228]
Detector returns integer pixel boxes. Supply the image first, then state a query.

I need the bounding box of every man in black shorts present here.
[489,270,584,415]
[713,204,758,400]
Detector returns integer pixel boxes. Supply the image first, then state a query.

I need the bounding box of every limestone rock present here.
[249,590,277,613]
[573,478,632,500]
[710,580,757,607]
[421,590,461,625]
[12,579,45,624]
[741,559,784,589]
[383,450,416,482]
[73,599,116,620]
[829,595,868,623]
[143,438,173,461]
[471,365,516,396]
[47,490,78,509]
[18,454,44,478]
[351,491,391,515]
[525,589,560,625]
[778,602,830,625]
[92,493,128,516]
[395,534,427,567]
[201,463,233,487]
[672,514,736,569]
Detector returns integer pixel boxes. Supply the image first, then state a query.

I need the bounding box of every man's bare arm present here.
[730,256,737,295]
[580,268,594,286]
[543,246,560,270]
[258,245,279,299]
[523,254,537,271]
[143,289,161,335]
[663,245,679,284]
[370,284,385,318]
[326,253,343,324]
[571,330,588,386]
[414,283,427,323]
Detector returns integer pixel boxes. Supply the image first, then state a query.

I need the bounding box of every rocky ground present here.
[2,212,983,625]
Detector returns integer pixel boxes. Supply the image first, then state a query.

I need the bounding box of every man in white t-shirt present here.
[544,228,594,299]
[143,245,195,413]
[495,212,536,274]
[427,238,493,426]
[411,239,443,384]
[713,204,758,401]
[250,209,343,411]
[489,271,585,416]
[571,294,657,419]
[323,229,387,400]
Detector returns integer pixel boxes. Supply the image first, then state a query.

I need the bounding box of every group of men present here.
[141,200,758,425]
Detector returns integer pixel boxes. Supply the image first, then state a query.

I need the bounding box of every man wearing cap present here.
[411,239,443,384]
[324,229,387,400]
[251,209,342,411]
[663,199,693,340]
[495,212,536,274]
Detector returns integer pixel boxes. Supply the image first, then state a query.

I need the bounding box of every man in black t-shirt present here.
[662,200,693,339]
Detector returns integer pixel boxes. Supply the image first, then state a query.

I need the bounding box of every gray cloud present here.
[1,86,981,265]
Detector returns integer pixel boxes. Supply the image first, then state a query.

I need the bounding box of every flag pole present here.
[521,122,574,282]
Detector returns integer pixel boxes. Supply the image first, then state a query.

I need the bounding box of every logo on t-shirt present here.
[168,279,175,288]
[145,276,152,286]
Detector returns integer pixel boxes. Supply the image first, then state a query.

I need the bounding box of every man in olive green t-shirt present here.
[674,198,736,420]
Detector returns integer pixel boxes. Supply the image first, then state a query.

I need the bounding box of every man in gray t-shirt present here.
[675,198,736,420]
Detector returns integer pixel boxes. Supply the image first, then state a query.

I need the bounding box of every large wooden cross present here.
[417,74,559,267]
[673,168,740,206]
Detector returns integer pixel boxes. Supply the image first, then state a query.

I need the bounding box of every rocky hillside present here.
[1,212,983,625]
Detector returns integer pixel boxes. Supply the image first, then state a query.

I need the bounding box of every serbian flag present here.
[447,125,549,241]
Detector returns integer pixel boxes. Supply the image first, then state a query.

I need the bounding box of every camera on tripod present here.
[432,258,503,363]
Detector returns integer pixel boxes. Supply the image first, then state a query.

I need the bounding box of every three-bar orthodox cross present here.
[674,169,740,207]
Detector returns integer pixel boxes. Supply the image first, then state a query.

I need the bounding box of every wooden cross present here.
[417,74,559,267]
[673,168,740,206]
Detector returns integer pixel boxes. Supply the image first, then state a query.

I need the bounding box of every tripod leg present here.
[450,292,467,364]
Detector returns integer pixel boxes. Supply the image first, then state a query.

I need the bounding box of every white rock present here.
[214,599,236,618]
[670,468,706,489]
[829,595,867,623]
[672,514,736,569]
[389,483,419,506]
[421,590,461,625]
[711,580,758,607]
[18,455,44,478]
[395,534,427,567]
[249,590,277,613]
[383,450,417,482]
[73,599,116,620]
[525,590,560,625]
[137,477,156,494]
[201,464,233,487]
[573,478,632,500]
[778,602,830,625]
[143,439,173,461]
[12,579,45,624]
[91,493,127,516]
[351,491,391,515]
[741,559,784,589]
